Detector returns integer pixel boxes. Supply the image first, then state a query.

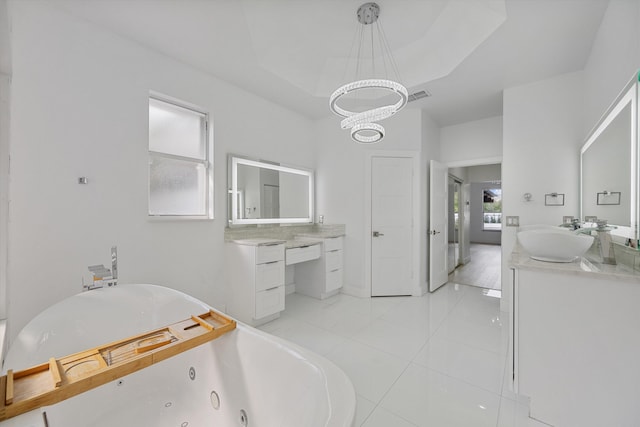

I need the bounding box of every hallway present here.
[449,243,501,290]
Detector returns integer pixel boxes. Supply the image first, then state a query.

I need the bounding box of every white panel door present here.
[429,160,449,292]
[371,156,413,296]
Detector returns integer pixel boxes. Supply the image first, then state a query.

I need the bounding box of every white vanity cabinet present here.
[510,259,640,427]
[294,236,344,299]
[226,240,286,326]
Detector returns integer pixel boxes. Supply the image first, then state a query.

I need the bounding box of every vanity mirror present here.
[228,155,314,225]
[581,72,638,239]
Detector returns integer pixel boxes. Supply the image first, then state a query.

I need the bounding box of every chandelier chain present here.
[376,21,389,81]
[377,19,403,83]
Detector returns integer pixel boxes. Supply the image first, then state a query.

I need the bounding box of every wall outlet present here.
[505,216,520,227]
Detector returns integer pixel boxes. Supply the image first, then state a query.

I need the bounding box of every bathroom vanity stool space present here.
[225,239,286,326]
[293,236,344,300]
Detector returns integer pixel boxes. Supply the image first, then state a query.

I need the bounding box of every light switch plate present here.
[505,216,520,227]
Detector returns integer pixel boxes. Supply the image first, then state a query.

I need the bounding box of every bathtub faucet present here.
[83,246,118,291]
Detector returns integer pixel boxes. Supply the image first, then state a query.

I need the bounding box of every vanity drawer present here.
[325,249,343,271]
[255,260,284,292]
[286,244,321,265]
[326,268,343,292]
[256,243,284,264]
[255,286,285,319]
[324,237,343,252]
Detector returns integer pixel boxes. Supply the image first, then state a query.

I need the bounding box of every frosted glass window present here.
[148,96,212,218]
[149,98,206,159]
[149,156,206,216]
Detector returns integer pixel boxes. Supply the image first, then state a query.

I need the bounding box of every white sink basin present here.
[517,228,594,262]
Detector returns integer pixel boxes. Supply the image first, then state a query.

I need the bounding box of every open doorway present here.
[448,164,502,290]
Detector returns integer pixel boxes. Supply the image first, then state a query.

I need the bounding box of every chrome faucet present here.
[594,220,616,265]
[559,217,582,230]
[575,220,616,264]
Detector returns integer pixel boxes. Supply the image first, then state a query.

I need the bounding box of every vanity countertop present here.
[293,224,346,239]
[224,224,346,242]
[511,245,640,282]
[230,238,286,246]
[295,233,345,239]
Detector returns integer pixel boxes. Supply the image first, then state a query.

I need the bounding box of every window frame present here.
[148,93,214,220]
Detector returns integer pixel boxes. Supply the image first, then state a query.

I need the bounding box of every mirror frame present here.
[228,154,314,225]
[580,74,639,239]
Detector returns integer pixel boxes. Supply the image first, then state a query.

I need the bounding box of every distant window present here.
[483,188,501,231]
[148,96,213,218]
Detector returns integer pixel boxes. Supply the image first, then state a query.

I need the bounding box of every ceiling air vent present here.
[407,90,431,102]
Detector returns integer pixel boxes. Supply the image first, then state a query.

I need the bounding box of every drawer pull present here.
[263,243,282,246]
[265,286,280,291]
[330,268,340,273]
[264,261,280,265]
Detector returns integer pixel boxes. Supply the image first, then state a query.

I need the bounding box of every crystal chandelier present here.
[329,2,408,144]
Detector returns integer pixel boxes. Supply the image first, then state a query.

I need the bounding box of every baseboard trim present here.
[341,284,369,298]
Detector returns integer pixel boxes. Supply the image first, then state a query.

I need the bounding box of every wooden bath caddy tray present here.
[0,310,236,421]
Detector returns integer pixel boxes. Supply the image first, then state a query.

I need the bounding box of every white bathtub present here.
[2,284,356,427]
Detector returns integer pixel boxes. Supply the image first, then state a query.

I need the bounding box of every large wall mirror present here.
[581,73,638,239]
[228,155,314,225]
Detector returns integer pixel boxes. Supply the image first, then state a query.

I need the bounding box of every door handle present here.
[430,230,441,235]
[372,231,385,237]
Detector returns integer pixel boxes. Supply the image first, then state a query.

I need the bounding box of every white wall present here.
[501,71,584,308]
[583,0,640,136]
[440,116,502,166]
[315,108,430,297]
[503,71,584,228]
[0,75,8,320]
[0,0,9,75]
[467,164,501,183]
[6,1,315,342]
[448,167,468,182]
[0,0,11,322]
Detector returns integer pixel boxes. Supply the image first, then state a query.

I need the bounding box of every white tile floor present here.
[259,283,548,427]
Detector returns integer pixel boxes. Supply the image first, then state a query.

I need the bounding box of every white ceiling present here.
[51,0,609,126]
